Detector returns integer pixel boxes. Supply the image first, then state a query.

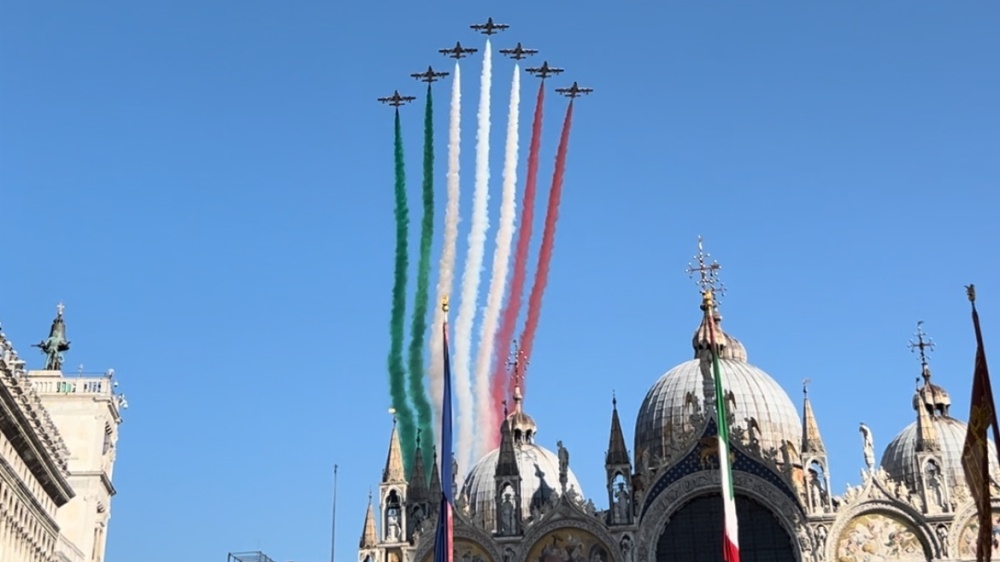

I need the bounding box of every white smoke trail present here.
[428,62,462,454]
[454,38,492,476]
[473,64,519,461]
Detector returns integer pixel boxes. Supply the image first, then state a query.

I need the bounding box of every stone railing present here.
[0,337,72,473]
[31,376,113,398]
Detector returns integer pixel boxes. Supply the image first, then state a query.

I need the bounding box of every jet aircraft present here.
[525,61,564,80]
[411,66,450,83]
[555,82,594,98]
[499,42,538,60]
[439,41,478,60]
[470,17,509,35]
[377,91,416,107]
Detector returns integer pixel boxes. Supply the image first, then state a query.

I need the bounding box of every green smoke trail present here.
[408,84,436,472]
[389,108,416,475]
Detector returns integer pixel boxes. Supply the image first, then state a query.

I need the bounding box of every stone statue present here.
[615,482,630,523]
[452,455,460,497]
[859,422,875,470]
[927,463,946,510]
[557,440,569,492]
[620,535,634,562]
[411,505,426,536]
[500,493,515,534]
[387,509,400,541]
[815,525,828,559]
[33,304,70,371]
[936,524,949,555]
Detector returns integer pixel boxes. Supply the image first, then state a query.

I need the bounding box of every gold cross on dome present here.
[685,236,725,297]
[506,339,528,380]
[908,321,935,367]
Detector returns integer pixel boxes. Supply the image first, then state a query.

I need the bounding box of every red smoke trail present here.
[515,100,575,399]
[488,82,546,447]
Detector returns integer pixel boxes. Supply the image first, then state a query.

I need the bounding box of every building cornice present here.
[0,366,75,506]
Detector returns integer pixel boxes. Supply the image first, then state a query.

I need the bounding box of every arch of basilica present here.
[356,249,1000,562]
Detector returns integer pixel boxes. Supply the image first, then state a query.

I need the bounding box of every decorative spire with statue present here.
[33,303,71,371]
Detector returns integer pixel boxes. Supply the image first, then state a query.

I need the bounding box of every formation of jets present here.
[380,18,593,106]
[377,90,416,107]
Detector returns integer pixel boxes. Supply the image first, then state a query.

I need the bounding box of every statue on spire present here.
[33,303,71,371]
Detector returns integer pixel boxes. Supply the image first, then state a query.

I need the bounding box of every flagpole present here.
[963,285,999,562]
[330,464,338,562]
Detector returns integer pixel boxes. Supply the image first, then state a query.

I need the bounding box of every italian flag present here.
[707,299,740,562]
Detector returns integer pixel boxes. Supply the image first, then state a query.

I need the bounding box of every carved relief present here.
[834,513,926,561]
[418,539,495,562]
[523,528,614,562]
[957,511,1000,559]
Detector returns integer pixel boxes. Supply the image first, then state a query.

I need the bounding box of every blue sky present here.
[2,2,999,561]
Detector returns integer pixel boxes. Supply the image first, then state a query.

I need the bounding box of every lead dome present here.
[460,389,583,531]
[881,362,999,494]
[634,306,803,462]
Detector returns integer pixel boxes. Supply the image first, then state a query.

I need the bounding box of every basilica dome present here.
[461,392,583,530]
[634,305,803,462]
[881,371,999,493]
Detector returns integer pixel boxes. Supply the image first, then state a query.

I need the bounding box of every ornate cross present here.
[803,378,811,397]
[908,321,935,366]
[506,339,528,385]
[685,236,724,296]
[56,302,65,317]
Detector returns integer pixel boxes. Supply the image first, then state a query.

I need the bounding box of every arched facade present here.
[357,275,999,562]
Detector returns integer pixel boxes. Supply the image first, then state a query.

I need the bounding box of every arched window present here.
[656,494,795,562]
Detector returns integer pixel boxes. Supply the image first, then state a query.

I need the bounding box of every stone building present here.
[356,249,999,562]
[0,305,125,562]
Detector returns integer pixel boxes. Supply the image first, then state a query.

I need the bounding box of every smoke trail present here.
[388,108,416,474]
[454,38,492,475]
[517,101,575,394]
[473,64,519,460]
[408,83,436,469]
[488,82,546,446]
[428,63,461,452]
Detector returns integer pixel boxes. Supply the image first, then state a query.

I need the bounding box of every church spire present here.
[606,393,630,466]
[495,416,520,478]
[382,416,407,484]
[33,302,71,371]
[409,430,429,503]
[429,446,442,501]
[359,492,378,549]
[801,379,826,454]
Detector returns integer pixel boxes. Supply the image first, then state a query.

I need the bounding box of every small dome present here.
[461,442,583,529]
[881,415,999,492]
[506,386,537,443]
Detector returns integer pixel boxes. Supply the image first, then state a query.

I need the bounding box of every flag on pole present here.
[962,285,1000,562]
[433,297,454,562]
[704,290,740,562]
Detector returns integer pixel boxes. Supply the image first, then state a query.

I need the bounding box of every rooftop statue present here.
[33,303,71,371]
